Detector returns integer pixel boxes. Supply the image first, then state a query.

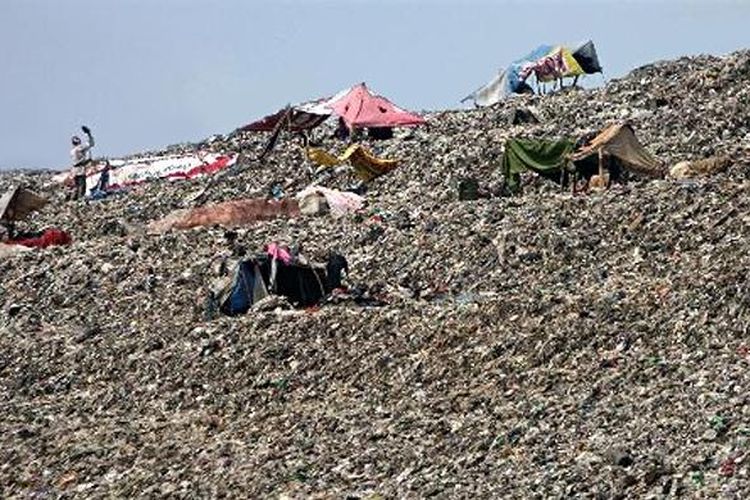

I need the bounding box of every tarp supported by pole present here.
[502,138,575,190]
[569,123,663,178]
[0,186,48,222]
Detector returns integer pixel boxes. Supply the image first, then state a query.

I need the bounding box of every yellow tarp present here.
[306,147,341,167]
[557,46,584,78]
[339,144,400,182]
[305,144,400,182]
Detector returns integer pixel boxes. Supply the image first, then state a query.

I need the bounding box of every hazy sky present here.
[1,0,748,169]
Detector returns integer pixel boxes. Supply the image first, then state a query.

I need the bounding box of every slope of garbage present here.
[1,49,750,498]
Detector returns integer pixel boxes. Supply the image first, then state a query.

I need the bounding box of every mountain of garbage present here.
[1,49,750,498]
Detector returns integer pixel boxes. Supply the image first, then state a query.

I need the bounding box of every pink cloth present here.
[266,242,293,264]
[296,186,364,218]
[519,49,566,82]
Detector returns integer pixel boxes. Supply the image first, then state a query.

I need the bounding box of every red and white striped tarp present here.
[54,151,238,191]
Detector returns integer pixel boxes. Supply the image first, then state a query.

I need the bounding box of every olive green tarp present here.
[502,138,575,190]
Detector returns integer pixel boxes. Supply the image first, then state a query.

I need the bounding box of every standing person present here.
[70,125,95,200]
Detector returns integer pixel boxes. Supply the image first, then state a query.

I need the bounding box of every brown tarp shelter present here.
[252,106,325,162]
[0,186,48,222]
[569,123,664,178]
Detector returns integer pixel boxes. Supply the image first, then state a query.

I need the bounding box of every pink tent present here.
[238,83,425,133]
[328,83,425,129]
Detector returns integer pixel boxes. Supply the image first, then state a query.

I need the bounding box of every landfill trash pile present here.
[1,50,750,497]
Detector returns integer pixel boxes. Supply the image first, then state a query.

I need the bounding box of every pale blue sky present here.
[1,0,748,169]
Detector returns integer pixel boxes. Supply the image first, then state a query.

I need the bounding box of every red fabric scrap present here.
[13,229,72,249]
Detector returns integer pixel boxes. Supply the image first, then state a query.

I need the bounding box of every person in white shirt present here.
[70,125,95,200]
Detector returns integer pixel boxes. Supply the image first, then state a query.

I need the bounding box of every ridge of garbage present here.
[1,49,750,497]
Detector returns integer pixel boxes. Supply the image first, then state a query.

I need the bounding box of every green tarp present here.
[502,138,575,190]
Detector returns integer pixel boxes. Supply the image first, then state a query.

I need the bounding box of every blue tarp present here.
[225,261,257,316]
[504,44,554,94]
[462,44,554,105]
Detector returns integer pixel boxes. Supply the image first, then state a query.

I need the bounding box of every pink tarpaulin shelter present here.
[238,83,425,132]
[329,83,425,129]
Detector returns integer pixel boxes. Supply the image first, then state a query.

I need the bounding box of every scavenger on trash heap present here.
[69,125,95,200]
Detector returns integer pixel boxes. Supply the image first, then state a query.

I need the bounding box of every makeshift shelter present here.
[463,44,553,107]
[239,87,351,134]
[0,186,48,222]
[569,123,664,179]
[239,106,328,133]
[216,260,270,316]
[53,152,238,194]
[0,187,71,249]
[239,83,425,134]
[519,46,584,84]
[502,123,663,191]
[572,40,602,74]
[328,83,426,130]
[461,70,508,108]
[212,247,349,314]
[240,84,423,160]
[463,40,602,107]
[257,255,333,307]
[502,138,576,190]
